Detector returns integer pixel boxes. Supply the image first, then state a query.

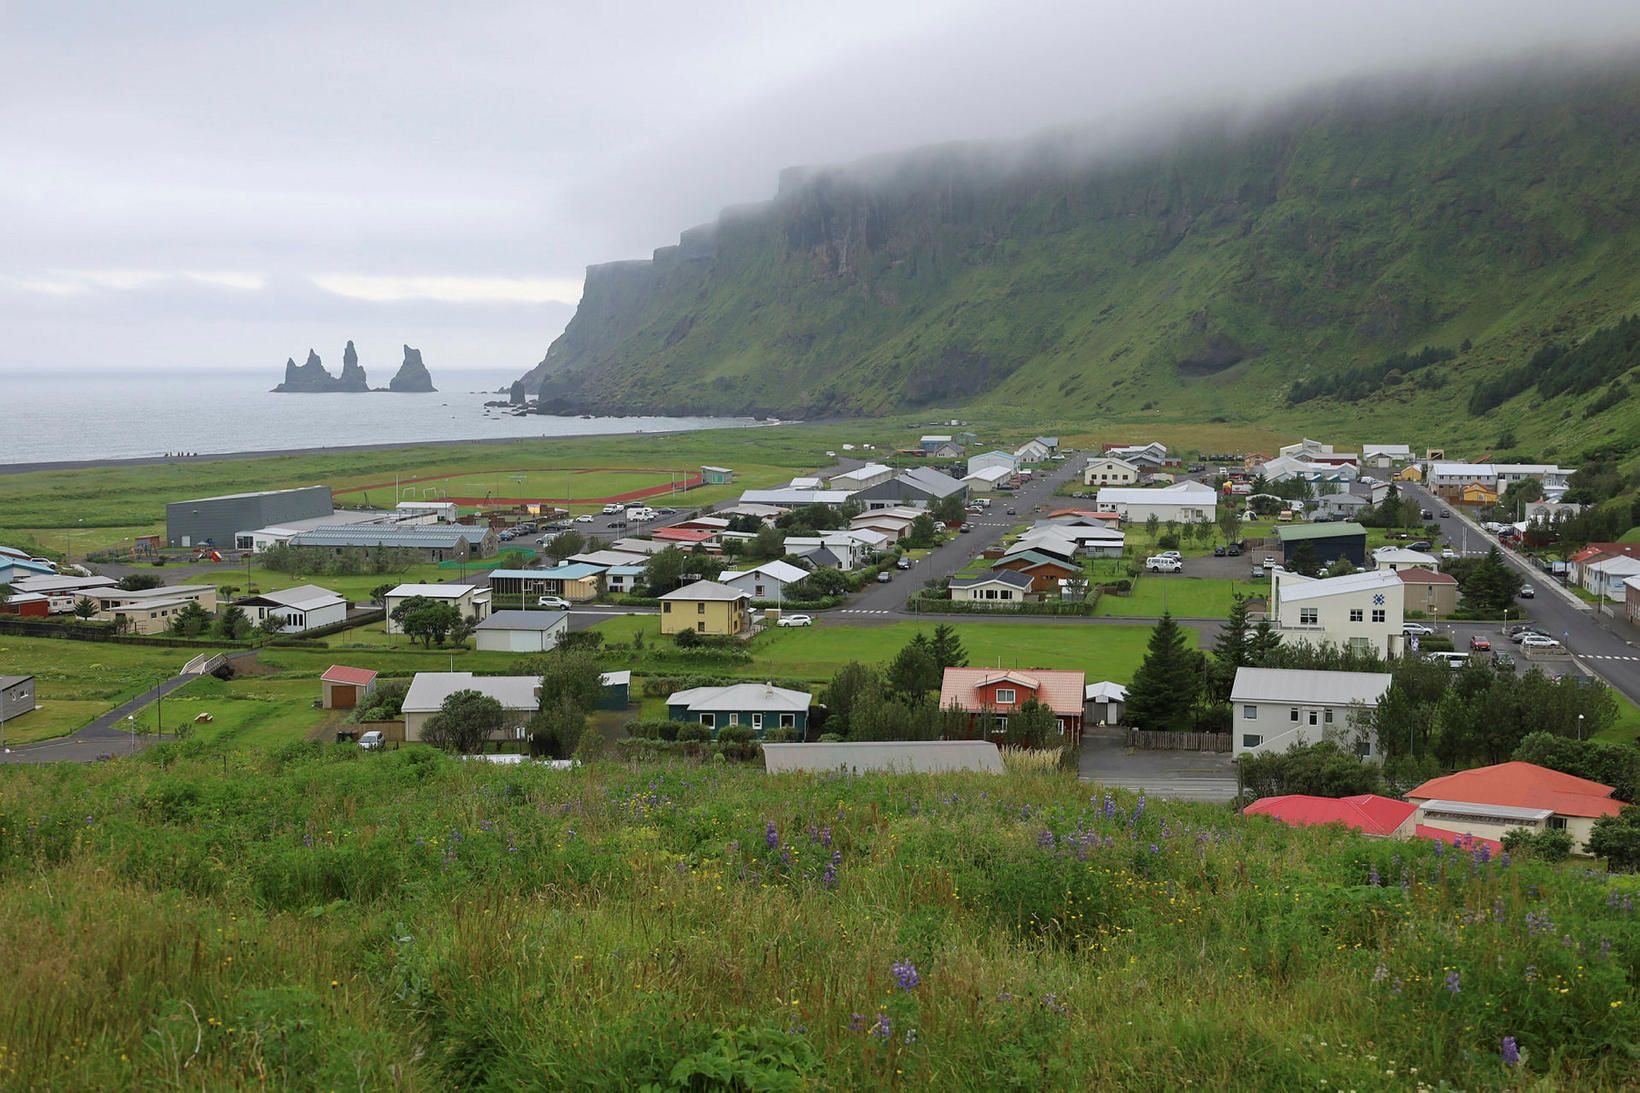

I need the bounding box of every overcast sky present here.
[5,0,1639,376]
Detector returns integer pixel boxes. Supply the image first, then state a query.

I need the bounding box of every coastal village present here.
[4,427,1637,862]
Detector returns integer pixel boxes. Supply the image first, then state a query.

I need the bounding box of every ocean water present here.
[0,369,762,465]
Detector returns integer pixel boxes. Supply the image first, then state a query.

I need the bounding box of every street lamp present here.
[1577,713,1585,741]
[127,714,136,754]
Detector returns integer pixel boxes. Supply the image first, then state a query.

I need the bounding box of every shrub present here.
[676,723,710,744]
[1000,746,1068,774]
[1501,827,1575,862]
[716,725,756,745]
[818,733,845,742]
[623,719,681,741]
[763,728,799,743]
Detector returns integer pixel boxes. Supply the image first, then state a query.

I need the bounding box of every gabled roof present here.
[667,682,812,712]
[1094,481,1218,505]
[939,666,1085,716]
[1374,547,1439,566]
[476,610,569,631]
[1243,794,1417,836]
[1084,681,1128,702]
[321,665,378,687]
[718,560,809,585]
[535,563,604,581]
[949,569,1034,591]
[403,672,538,713]
[385,583,479,599]
[652,527,716,543]
[1395,567,1457,585]
[1275,521,1367,542]
[241,583,344,611]
[1405,762,1626,818]
[1229,668,1393,706]
[993,550,1078,572]
[1274,568,1401,603]
[661,579,749,602]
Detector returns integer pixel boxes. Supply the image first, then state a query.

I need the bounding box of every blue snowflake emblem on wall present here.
[1372,594,1385,605]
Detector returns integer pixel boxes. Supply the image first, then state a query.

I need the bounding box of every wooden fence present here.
[1125,728,1232,753]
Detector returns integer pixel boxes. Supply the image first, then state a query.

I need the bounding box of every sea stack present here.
[388,345,437,392]
[272,349,345,392]
[336,340,370,391]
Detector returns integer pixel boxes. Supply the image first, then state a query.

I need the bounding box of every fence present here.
[1125,728,1233,753]
[905,595,1098,616]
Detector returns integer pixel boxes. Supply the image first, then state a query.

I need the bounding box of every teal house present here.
[598,670,631,711]
[666,682,811,738]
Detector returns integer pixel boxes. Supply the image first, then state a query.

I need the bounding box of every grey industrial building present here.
[165,486,333,548]
[287,523,496,562]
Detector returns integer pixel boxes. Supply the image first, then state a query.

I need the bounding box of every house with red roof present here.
[1396,566,1458,616]
[1405,761,1627,854]
[938,666,1086,744]
[652,526,718,547]
[1243,794,1418,837]
[320,665,378,710]
[1568,543,1640,588]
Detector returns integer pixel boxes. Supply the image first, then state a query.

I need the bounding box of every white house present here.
[1269,569,1405,656]
[1230,667,1393,758]
[737,488,856,509]
[233,584,348,633]
[717,559,810,604]
[384,583,492,635]
[1279,438,1334,458]
[962,465,1014,493]
[473,609,569,652]
[785,534,869,571]
[1429,463,1574,493]
[1083,681,1127,725]
[1371,546,1440,572]
[401,672,536,742]
[1104,442,1168,468]
[1362,444,1413,468]
[826,463,894,491]
[1584,556,1640,601]
[949,570,1034,604]
[1094,481,1217,524]
[1021,523,1125,558]
[1083,456,1140,487]
[1014,439,1051,464]
[967,450,1018,477]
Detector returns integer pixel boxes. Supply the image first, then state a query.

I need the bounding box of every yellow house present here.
[1459,481,1498,504]
[660,580,750,636]
[1394,464,1424,482]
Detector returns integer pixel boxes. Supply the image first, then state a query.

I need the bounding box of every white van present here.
[358,730,385,751]
[1426,651,1469,670]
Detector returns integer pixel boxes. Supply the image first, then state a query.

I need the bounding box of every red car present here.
[1469,636,1492,652]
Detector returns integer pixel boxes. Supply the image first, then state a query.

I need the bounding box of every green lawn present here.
[594,615,1185,684]
[0,636,190,744]
[1594,690,1640,746]
[335,467,687,506]
[1096,574,1268,618]
[121,675,341,748]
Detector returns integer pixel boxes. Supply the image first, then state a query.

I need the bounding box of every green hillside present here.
[518,66,1640,454]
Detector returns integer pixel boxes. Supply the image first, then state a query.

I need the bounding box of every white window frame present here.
[751,713,763,730]
[1289,707,1300,722]
[699,713,714,727]
[1242,734,1262,749]
[995,688,1016,704]
[1243,705,1257,719]
[1299,608,1318,626]
[779,713,796,729]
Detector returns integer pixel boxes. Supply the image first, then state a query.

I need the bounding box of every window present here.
[1355,740,1372,757]
[1371,609,1386,623]
[696,621,705,633]
[1289,707,1299,722]
[662,602,671,613]
[699,714,714,726]
[755,585,765,597]
[779,713,796,729]
[995,688,1016,704]
[729,713,740,726]
[751,714,762,729]
[1243,705,1257,719]
[697,602,706,614]
[1349,609,1364,622]
[1299,608,1318,625]
[1324,708,1333,724]
[992,717,1008,733]
[1242,734,1263,748]
[1307,710,1319,726]
[1547,816,1568,830]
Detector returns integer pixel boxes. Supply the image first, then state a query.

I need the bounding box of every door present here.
[332,684,357,709]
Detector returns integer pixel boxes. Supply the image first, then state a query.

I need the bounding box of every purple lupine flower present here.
[1020,804,1033,820]
[1500,1036,1520,1066]
[1102,795,1116,820]
[891,960,920,991]
[765,821,780,849]
[1149,843,1161,855]
[478,819,495,832]
[1038,830,1056,849]
[1499,851,1511,868]
[1444,970,1461,994]
[1372,964,1389,983]
[820,826,832,848]
[302,832,314,848]
[822,862,837,889]
[871,1013,892,1039]
[848,1013,867,1032]
[1368,865,1381,886]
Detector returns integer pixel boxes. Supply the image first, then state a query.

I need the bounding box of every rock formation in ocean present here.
[336,340,370,391]
[387,345,437,392]
[508,380,527,405]
[272,349,351,392]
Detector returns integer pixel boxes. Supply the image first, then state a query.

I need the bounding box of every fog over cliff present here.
[4,0,1640,373]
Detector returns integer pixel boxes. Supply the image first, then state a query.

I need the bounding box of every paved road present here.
[1402,483,1640,706]
[1078,728,1239,803]
[0,650,256,765]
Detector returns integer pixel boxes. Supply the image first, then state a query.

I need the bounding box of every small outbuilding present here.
[1083,680,1127,726]
[474,610,569,653]
[701,466,735,485]
[320,665,378,710]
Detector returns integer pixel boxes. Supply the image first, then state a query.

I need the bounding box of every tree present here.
[1288,541,1320,577]
[421,689,504,754]
[1237,741,1385,800]
[1124,614,1205,732]
[904,515,938,548]
[72,596,99,620]
[256,611,287,640]
[116,573,164,592]
[1207,596,1253,702]
[449,613,480,648]
[528,696,587,758]
[641,548,689,597]
[1144,513,1160,544]
[215,605,252,640]
[1587,807,1640,871]
[1248,619,1283,665]
[167,600,211,637]
[1217,505,1243,547]
[1457,546,1524,616]
[887,638,940,703]
[932,493,966,526]
[544,530,585,561]
[930,623,968,669]
[748,525,785,561]
[1323,557,1357,578]
[1006,698,1058,749]
[530,650,606,717]
[390,596,463,648]
[370,582,397,604]
[790,566,849,600]
[824,662,880,735]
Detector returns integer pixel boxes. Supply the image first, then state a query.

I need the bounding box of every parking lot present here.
[1078,728,1239,803]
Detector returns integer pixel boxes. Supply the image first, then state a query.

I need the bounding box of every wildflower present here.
[1372,964,1389,984]
[849,1013,867,1032]
[1038,830,1056,849]
[1523,964,1538,982]
[892,960,920,991]
[1444,970,1461,995]
[766,821,780,849]
[871,1013,892,1040]
[904,1029,918,1045]
[1500,1036,1520,1066]
[478,819,494,832]
[820,826,832,848]
[1368,866,1381,886]
[1042,993,1067,1014]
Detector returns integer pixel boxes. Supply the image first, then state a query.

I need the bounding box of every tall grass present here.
[0,745,1634,1088]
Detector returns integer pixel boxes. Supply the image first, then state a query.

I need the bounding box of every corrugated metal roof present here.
[667,683,811,712]
[661,579,748,602]
[289,525,485,549]
[476,610,568,631]
[1406,762,1625,818]
[1229,668,1392,706]
[1275,522,1367,542]
[402,672,538,712]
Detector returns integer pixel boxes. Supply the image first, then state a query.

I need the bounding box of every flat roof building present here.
[166,485,333,549]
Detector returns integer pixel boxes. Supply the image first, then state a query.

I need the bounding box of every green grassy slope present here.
[519,68,1640,454]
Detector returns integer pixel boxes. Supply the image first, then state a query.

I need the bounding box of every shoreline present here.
[0,420,797,476]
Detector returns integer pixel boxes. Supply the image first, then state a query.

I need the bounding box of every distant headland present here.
[272,342,437,392]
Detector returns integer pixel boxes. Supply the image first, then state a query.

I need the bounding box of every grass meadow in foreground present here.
[0,751,1634,1089]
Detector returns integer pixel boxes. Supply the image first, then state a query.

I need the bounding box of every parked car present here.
[1402,623,1436,636]
[574,514,595,523]
[776,614,813,628]
[1261,556,1277,570]
[959,523,973,532]
[876,571,892,583]
[1492,651,1516,670]
[1005,507,1017,516]
[1469,635,1492,651]
[1158,550,1182,559]
[1213,546,1226,556]
[896,557,912,570]
[1440,509,1451,518]
[1520,634,1562,650]
[1420,509,1433,519]
[1519,585,1536,598]
[1427,651,1470,669]
[358,730,385,751]
[1511,628,1551,644]
[1409,540,1432,551]
[536,596,572,609]
[1226,544,1241,556]
[602,503,623,514]
[1441,548,1458,560]
[1145,556,1183,573]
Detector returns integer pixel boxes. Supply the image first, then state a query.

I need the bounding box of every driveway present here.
[1077,728,1238,803]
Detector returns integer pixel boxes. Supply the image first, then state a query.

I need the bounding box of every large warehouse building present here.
[165,486,333,548]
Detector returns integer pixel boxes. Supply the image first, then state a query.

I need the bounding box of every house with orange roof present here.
[938,666,1086,745]
[1405,761,1627,854]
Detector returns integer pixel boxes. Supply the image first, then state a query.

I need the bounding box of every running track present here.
[332,467,703,506]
